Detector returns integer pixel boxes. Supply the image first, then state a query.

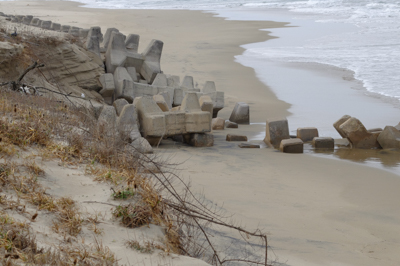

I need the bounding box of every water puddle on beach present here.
[304,143,400,176]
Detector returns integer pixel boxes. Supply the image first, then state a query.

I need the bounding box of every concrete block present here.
[164,112,186,136]
[173,87,185,106]
[116,104,141,142]
[188,133,214,147]
[199,95,213,118]
[226,134,247,141]
[158,91,172,110]
[30,18,41,26]
[312,137,334,149]
[86,36,101,57]
[113,67,134,102]
[131,82,158,98]
[15,15,24,22]
[68,27,81,37]
[140,39,163,84]
[181,76,194,90]
[40,20,52,30]
[377,126,400,149]
[152,73,168,87]
[239,143,260,148]
[264,118,290,147]
[153,94,169,112]
[280,139,303,153]
[395,122,400,131]
[105,32,127,74]
[202,81,224,118]
[339,117,381,149]
[126,67,138,82]
[131,137,153,154]
[368,128,383,133]
[134,96,166,139]
[212,118,225,130]
[103,28,120,50]
[126,34,139,53]
[60,25,71,32]
[297,127,319,142]
[167,75,180,87]
[333,115,352,138]
[185,112,211,133]
[225,121,238,129]
[22,15,33,25]
[229,102,249,124]
[50,23,61,31]
[113,98,129,116]
[99,73,115,97]
[125,52,145,72]
[98,105,117,129]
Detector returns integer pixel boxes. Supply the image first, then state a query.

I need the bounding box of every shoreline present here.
[2,2,400,265]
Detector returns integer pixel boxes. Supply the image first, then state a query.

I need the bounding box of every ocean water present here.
[72,0,400,106]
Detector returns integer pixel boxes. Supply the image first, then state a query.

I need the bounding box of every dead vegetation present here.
[0,18,272,266]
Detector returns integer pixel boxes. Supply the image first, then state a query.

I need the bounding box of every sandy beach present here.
[1,1,400,265]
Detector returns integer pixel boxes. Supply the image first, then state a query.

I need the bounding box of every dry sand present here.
[1,1,400,265]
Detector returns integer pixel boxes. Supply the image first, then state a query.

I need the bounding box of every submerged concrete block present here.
[333,115,352,138]
[280,139,303,153]
[312,137,334,149]
[339,117,381,149]
[226,134,247,141]
[229,102,249,124]
[140,39,163,84]
[264,118,290,147]
[126,34,139,53]
[297,127,319,142]
[377,126,400,149]
[113,67,134,102]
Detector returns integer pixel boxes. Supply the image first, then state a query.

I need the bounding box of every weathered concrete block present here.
[239,143,260,148]
[140,39,163,84]
[50,22,61,31]
[225,121,238,129]
[68,27,81,37]
[181,76,194,90]
[173,87,185,106]
[98,105,117,131]
[99,73,115,96]
[312,137,334,149]
[280,139,303,153]
[339,117,381,149]
[126,67,138,82]
[158,91,172,110]
[116,104,141,142]
[40,20,52,30]
[134,96,166,139]
[60,25,71,32]
[226,134,247,141]
[188,133,214,147]
[202,81,224,118]
[377,126,400,149]
[15,15,24,22]
[229,102,249,125]
[167,75,180,88]
[212,118,225,130]
[153,94,169,112]
[105,32,127,74]
[152,73,168,87]
[126,34,139,53]
[131,137,153,154]
[86,36,101,57]
[297,127,319,142]
[103,28,120,50]
[368,128,383,133]
[181,92,211,133]
[333,115,352,138]
[113,67,134,102]
[199,95,213,118]
[264,118,290,147]
[113,98,129,116]
[164,112,186,136]
[30,18,41,26]
[22,15,33,25]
